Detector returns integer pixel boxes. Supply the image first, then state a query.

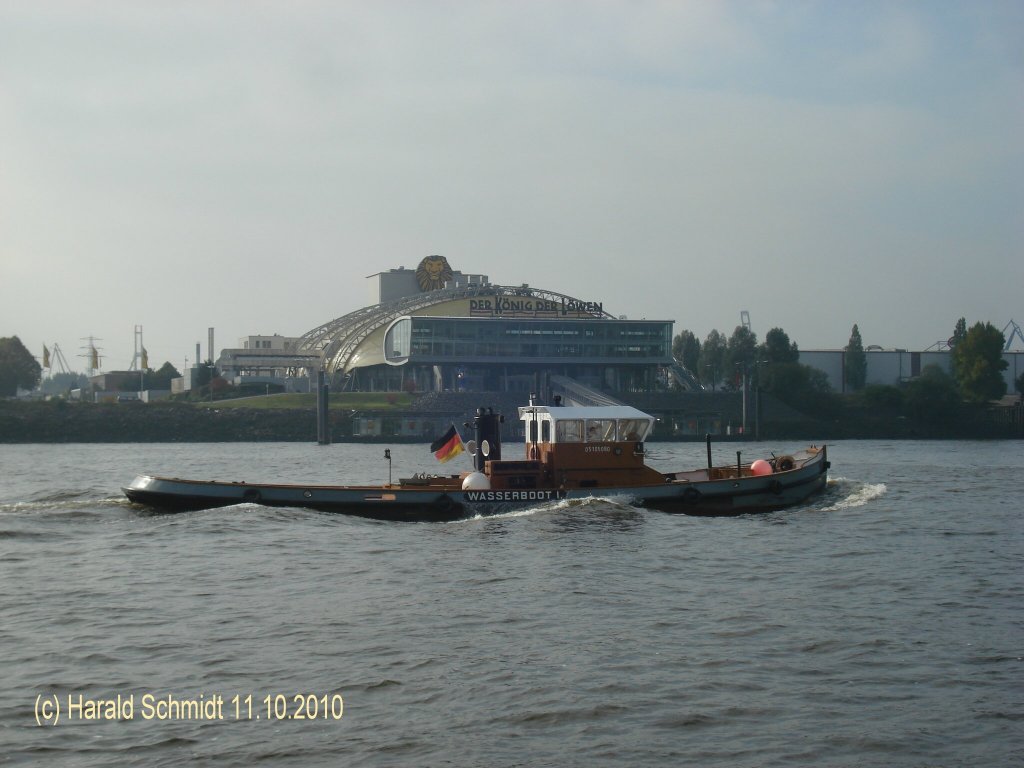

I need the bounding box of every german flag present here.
[430,425,464,463]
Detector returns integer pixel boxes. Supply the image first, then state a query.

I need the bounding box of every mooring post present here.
[316,370,330,445]
[316,370,323,444]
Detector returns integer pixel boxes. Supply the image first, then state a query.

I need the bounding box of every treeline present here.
[0,336,41,397]
[0,335,186,397]
[672,319,1022,430]
[0,399,320,442]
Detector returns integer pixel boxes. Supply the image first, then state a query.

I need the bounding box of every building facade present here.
[297,256,675,395]
[212,334,318,392]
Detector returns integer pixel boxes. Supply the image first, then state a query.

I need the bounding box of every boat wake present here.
[459,493,638,523]
[0,490,126,517]
[817,477,887,512]
[461,506,543,522]
[460,500,561,522]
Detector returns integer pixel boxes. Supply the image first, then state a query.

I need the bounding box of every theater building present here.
[296,256,676,395]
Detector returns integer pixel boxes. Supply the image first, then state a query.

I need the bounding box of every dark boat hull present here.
[122,447,829,521]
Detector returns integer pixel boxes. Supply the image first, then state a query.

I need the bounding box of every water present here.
[1,440,1021,767]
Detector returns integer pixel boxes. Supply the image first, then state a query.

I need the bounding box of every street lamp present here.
[736,359,768,439]
[753,360,767,441]
[734,362,749,436]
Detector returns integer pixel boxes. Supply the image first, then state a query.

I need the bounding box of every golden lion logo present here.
[416,255,453,292]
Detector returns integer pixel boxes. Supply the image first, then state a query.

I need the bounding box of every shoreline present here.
[2,400,1020,443]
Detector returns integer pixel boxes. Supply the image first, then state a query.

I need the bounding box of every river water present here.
[0,439,1021,767]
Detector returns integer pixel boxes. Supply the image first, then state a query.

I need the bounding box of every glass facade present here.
[385,317,672,365]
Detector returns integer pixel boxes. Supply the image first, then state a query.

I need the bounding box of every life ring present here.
[242,488,262,503]
[682,486,701,503]
[775,456,795,472]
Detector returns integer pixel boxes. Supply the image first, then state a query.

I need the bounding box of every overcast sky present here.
[2,0,1021,373]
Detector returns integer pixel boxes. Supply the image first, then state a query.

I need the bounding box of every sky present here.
[1,0,1022,374]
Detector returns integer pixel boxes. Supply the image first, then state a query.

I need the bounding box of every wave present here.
[0,496,123,517]
[817,477,887,511]
[459,504,546,522]
[454,492,633,523]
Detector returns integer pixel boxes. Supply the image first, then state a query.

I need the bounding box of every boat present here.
[122,401,830,521]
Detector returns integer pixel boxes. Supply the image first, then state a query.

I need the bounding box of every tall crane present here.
[42,343,72,375]
[1002,319,1023,351]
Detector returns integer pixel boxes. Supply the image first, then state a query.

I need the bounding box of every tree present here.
[39,371,89,395]
[672,330,700,373]
[904,365,961,424]
[859,384,903,410]
[724,325,758,389]
[1016,371,1024,400]
[698,330,727,390]
[0,336,42,396]
[758,361,833,414]
[951,322,1007,402]
[148,361,182,390]
[845,324,867,391]
[951,317,968,347]
[949,317,969,382]
[761,327,799,364]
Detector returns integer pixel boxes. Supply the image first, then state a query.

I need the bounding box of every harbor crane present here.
[1002,319,1023,351]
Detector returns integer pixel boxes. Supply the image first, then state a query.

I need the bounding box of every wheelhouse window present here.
[617,418,648,441]
[585,419,616,442]
[555,419,583,443]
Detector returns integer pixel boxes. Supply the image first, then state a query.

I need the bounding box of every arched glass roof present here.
[298,284,615,375]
